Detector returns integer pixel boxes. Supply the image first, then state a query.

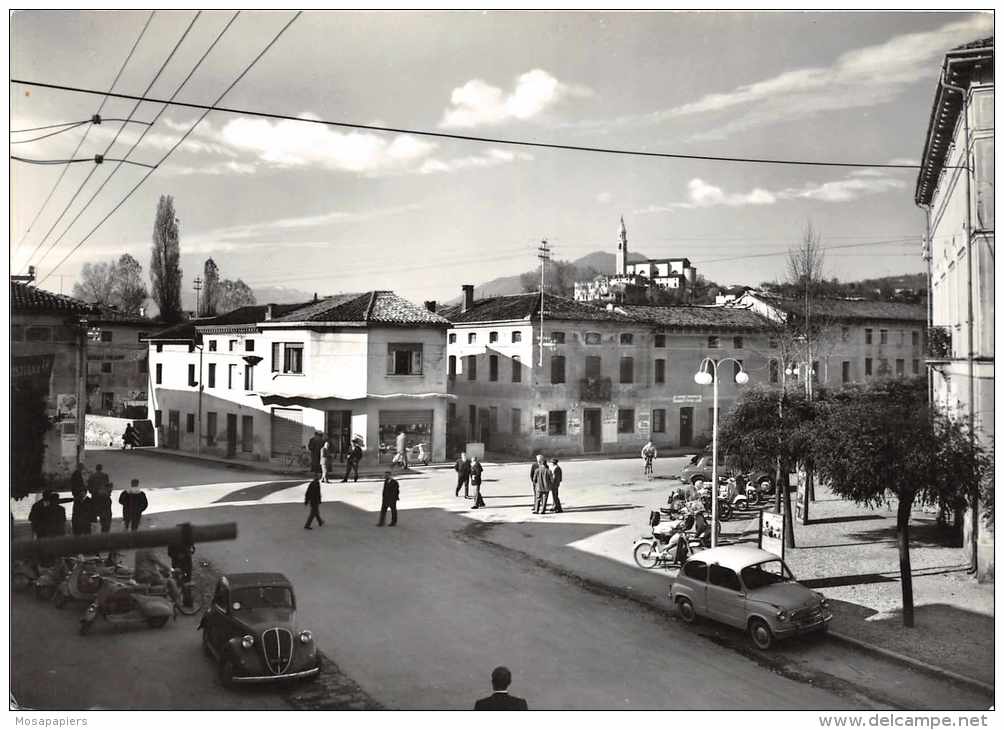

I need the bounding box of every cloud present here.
[636,171,907,211]
[417,148,533,174]
[160,161,257,176]
[596,192,613,204]
[440,69,592,128]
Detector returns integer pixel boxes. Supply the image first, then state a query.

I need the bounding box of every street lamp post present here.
[694,357,749,548]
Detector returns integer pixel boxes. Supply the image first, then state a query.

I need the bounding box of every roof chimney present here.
[424,300,437,313]
[265,304,274,321]
[461,285,474,313]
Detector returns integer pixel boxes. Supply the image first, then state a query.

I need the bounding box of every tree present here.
[216,278,256,314]
[519,260,596,298]
[150,195,183,324]
[202,258,220,317]
[73,261,116,305]
[809,378,990,627]
[112,254,148,314]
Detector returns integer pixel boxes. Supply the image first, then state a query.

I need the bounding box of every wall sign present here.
[759,511,784,560]
[672,395,703,403]
[534,414,547,433]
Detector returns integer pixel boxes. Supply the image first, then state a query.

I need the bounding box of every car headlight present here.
[299,630,312,644]
[814,591,829,609]
[776,609,790,621]
[241,634,254,649]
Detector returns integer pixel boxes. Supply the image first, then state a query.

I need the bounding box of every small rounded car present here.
[680,453,773,492]
[669,546,831,650]
[198,572,321,687]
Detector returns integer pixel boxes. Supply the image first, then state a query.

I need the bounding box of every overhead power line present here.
[12,78,936,171]
[693,239,920,266]
[32,11,203,274]
[11,117,152,144]
[37,11,302,288]
[11,155,157,168]
[13,11,155,259]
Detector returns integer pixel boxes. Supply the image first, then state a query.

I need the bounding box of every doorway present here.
[167,410,180,449]
[583,408,602,453]
[226,414,237,458]
[679,407,693,447]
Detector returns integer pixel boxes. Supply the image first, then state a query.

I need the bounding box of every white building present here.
[915,36,994,580]
[146,292,452,468]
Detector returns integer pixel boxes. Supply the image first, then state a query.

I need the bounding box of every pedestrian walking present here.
[533,458,552,514]
[378,470,399,526]
[530,455,543,512]
[119,479,148,531]
[474,666,528,711]
[642,440,657,479]
[122,423,139,450]
[304,475,324,529]
[471,456,485,508]
[307,431,324,475]
[69,462,85,496]
[320,437,333,483]
[341,438,364,482]
[550,458,564,513]
[454,452,471,498]
[87,463,113,533]
[393,428,409,469]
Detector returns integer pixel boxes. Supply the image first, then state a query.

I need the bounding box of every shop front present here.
[377,409,434,464]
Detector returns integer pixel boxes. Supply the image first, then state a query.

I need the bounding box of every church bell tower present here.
[616,216,628,276]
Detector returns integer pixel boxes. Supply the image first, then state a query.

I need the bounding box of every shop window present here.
[551,355,566,384]
[548,410,566,436]
[617,408,635,434]
[388,344,423,375]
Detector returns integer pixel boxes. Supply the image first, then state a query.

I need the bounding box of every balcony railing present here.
[927,326,952,359]
[579,376,612,402]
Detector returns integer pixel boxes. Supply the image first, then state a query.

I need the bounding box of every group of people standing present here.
[453,453,486,508]
[530,455,563,514]
[29,463,149,539]
[307,431,365,484]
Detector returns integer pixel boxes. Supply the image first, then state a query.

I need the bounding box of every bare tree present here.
[73,261,116,305]
[112,254,148,314]
[216,278,257,314]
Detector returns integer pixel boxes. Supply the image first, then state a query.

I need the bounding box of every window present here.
[101,392,114,412]
[156,344,163,353]
[242,415,254,452]
[584,332,602,345]
[895,359,905,377]
[490,355,499,382]
[709,565,742,592]
[707,336,720,349]
[186,413,195,433]
[865,358,873,376]
[511,356,521,382]
[208,363,216,388]
[388,344,423,375]
[154,410,162,427]
[244,365,254,391]
[682,560,707,582]
[618,408,635,434]
[879,358,889,376]
[841,327,850,342]
[511,331,522,343]
[228,364,237,389]
[899,330,905,345]
[467,355,477,381]
[468,332,477,344]
[101,362,112,374]
[489,331,499,344]
[620,333,634,345]
[585,355,602,380]
[548,410,566,436]
[209,340,217,352]
[652,408,666,433]
[880,329,888,345]
[155,363,163,385]
[511,408,522,434]
[654,334,666,348]
[913,359,920,375]
[283,343,304,374]
[271,342,280,372]
[865,328,873,345]
[551,331,565,345]
[769,360,779,384]
[654,359,666,384]
[620,356,634,383]
[188,364,197,386]
[842,361,850,384]
[550,355,566,384]
[448,333,456,344]
[245,339,255,352]
[912,331,920,348]
[733,336,744,349]
[448,355,457,378]
[229,340,237,352]
[206,412,217,445]
[101,330,113,343]
[26,326,51,342]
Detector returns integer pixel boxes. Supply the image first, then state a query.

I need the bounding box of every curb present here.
[129,448,406,480]
[828,630,994,696]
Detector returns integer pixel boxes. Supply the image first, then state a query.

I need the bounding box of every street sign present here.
[672,395,703,403]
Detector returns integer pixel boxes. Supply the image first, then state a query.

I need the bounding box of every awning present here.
[259,391,455,408]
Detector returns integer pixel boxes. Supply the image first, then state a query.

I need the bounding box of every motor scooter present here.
[79,577,175,635]
[633,511,696,569]
[33,557,76,601]
[411,443,430,466]
[13,559,40,594]
[54,555,131,608]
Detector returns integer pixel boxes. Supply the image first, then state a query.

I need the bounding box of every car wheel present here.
[676,597,697,624]
[219,657,237,689]
[633,542,659,569]
[749,617,774,650]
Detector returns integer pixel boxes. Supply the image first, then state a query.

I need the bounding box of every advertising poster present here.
[534,414,547,434]
[759,511,784,560]
[567,416,581,435]
[56,393,77,420]
[637,417,650,433]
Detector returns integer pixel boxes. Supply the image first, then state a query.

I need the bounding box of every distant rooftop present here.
[443,292,637,324]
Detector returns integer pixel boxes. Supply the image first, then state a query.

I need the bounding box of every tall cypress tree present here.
[150,195,183,323]
[202,258,220,317]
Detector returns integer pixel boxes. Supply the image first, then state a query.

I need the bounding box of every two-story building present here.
[443,287,772,457]
[915,36,993,581]
[83,308,152,418]
[146,291,452,467]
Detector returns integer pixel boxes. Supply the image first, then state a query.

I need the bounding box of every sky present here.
[9,10,993,307]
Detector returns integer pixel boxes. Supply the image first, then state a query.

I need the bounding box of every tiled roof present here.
[145,303,313,341]
[751,293,927,322]
[273,291,449,327]
[446,292,637,324]
[11,282,93,314]
[618,305,772,331]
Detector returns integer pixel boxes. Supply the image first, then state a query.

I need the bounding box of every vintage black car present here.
[199,572,321,686]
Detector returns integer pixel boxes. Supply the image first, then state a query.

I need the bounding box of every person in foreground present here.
[474,666,528,710]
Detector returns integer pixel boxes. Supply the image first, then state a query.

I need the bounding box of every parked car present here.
[669,546,831,650]
[199,572,321,686]
[680,452,773,493]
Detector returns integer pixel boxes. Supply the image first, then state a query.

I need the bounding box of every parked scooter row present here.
[633,505,721,570]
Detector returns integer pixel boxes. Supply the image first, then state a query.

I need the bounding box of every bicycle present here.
[644,455,655,480]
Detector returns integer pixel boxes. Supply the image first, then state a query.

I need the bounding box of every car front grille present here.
[792,605,823,624]
[262,628,293,674]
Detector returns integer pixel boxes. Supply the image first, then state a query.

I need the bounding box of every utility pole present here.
[193,276,203,318]
[537,239,550,367]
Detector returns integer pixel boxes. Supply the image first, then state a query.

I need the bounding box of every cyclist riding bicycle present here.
[641,441,658,477]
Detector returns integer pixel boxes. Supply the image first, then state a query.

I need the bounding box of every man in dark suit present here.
[474,666,528,710]
[378,471,399,526]
[549,458,564,513]
[454,452,471,498]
